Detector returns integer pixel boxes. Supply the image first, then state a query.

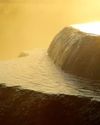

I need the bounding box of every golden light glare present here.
[72,22,100,35]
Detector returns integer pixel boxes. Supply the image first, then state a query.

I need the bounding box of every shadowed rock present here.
[48,26,100,81]
[0,84,100,125]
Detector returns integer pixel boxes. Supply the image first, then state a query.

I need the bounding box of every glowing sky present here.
[0,0,100,60]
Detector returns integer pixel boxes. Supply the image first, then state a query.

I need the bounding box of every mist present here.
[0,0,100,59]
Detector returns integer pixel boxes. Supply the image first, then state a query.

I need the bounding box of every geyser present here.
[48,22,100,81]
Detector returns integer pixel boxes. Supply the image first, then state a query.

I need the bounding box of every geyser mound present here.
[48,22,100,81]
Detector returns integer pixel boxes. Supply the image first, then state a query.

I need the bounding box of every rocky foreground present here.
[0,84,100,125]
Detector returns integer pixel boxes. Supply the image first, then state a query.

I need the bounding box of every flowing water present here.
[0,49,100,101]
[48,25,100,81]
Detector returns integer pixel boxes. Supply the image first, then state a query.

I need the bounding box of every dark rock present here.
[0,84,100,125]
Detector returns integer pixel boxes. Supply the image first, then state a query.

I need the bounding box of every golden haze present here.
[0,0,100,60]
